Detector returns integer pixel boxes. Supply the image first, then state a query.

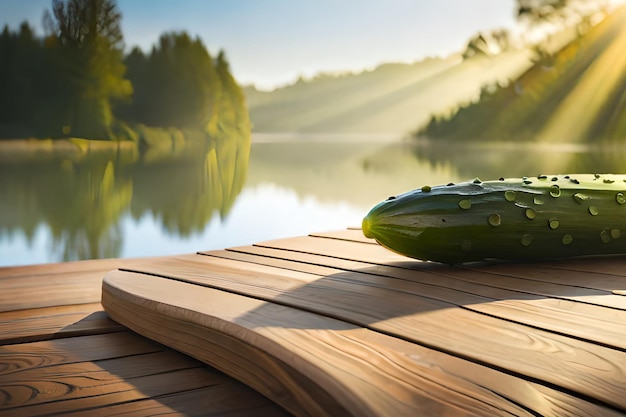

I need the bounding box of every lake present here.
[2,135,626,266]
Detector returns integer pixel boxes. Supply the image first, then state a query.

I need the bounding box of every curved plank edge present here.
[101,270,529,417]
[102,271,344,417]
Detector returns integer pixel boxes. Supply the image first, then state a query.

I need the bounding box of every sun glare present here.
[536,3,626,142]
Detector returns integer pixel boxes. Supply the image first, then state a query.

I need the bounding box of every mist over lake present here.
[4,134,626,266]
[2,1,626,265]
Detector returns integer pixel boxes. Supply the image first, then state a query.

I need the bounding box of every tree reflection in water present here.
[0,131,250,262]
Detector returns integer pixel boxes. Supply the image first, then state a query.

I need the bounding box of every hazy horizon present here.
[1,0,524,90]
[3,1,624,91]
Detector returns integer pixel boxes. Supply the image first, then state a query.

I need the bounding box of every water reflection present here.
[3,136,626,266]
[413,142,626,180]
[129,135,249,236]
[246,139,626,208]
[0,132,250,262]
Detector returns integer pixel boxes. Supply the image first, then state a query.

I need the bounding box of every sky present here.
[0,0,522,90]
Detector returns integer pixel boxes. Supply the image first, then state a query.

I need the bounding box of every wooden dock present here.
[2,229,626,416]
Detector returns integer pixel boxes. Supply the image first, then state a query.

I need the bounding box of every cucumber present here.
[362,174,626,263]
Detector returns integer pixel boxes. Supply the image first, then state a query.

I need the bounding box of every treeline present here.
[0,0,248,142]
[0,132,250,261]
[418,1,624,143]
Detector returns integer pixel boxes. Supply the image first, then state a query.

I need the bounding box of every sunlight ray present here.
[537,8,626,142]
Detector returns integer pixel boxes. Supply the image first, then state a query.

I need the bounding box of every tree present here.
[0,1,249,142]
[43,0,131,139]
[207,50,249,136]
[462,29,513,59]
[121,32,220,130]
[516,0,610,24]
[517,0,568,22]
[0,23,40,135]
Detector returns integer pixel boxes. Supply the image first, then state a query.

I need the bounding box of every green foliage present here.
[418,5,626,143]
[207,51,250,137]
[129,128,250,235]
[462,29,513,59]
[0,125,250,260]
[517,0,571,22]
[516,0,611,30]
[0,0,249,144]
[43,0,132,139]
[119,33,219,130]
[118,37,249,139]
[0,22,61,137]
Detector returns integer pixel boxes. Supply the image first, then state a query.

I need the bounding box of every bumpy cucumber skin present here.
[362,174,626,264]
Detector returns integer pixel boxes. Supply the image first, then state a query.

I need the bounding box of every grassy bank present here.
[0,124,227,164]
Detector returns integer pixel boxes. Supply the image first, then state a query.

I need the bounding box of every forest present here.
[0,0,249,144]
[418,0,626,143]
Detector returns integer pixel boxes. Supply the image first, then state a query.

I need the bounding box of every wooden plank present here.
[60,384,292,417]
[204,244,626,350]
[205,248,626,350]
[5,369,217,417]
[0,256,184,312]
[0,332,161,377]
[0,269,105,312]
[252,235,626,309]
[547,254,626,276]
[314,230,626,276]
[256,235,412,265]
[309,229,626,295]
[0,303,122,345]
[2,356,214,415]
[466,261,626,292]
[228,238,626,309]
[203,244,404,275]
[0,255,193,280]
[0,259,122,279]
[0,332,291,417]
[102,270,614,417]
[309,229,375,244]
[445,267,626,309]
[4,229,624,415]
[119,255,626,413]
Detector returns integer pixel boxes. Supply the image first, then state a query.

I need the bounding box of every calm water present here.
[2,135,626,266]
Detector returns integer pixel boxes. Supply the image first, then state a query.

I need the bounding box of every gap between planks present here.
[120,252,626,414]
[242,232,626,310]
[103,269,624,417]
[0,331,290,417]
[0,303,123,345]
[204,247,626,352]
[313,228,626,294]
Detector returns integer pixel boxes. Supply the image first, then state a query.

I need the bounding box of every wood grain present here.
[2,360,213,415]
[251,235,626,309]
[257,235,411,265]
[0,256,192,312]
[314,229,626,298]
[103,270,547,417]
[1,331,290,417]
[59,384,292,417]
[466,261,626,292]
[0,303,122,345]
[0,333,161,377]
[205,248,626,350]
[115,256,626,415]
[5,229,626,416]
[310,229,626,297]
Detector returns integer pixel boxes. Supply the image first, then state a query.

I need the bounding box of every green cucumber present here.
[362,174,626,263]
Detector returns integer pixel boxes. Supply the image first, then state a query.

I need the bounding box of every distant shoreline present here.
[0,138,137,162]
[251,132,406,143]
[0,137,136,149]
